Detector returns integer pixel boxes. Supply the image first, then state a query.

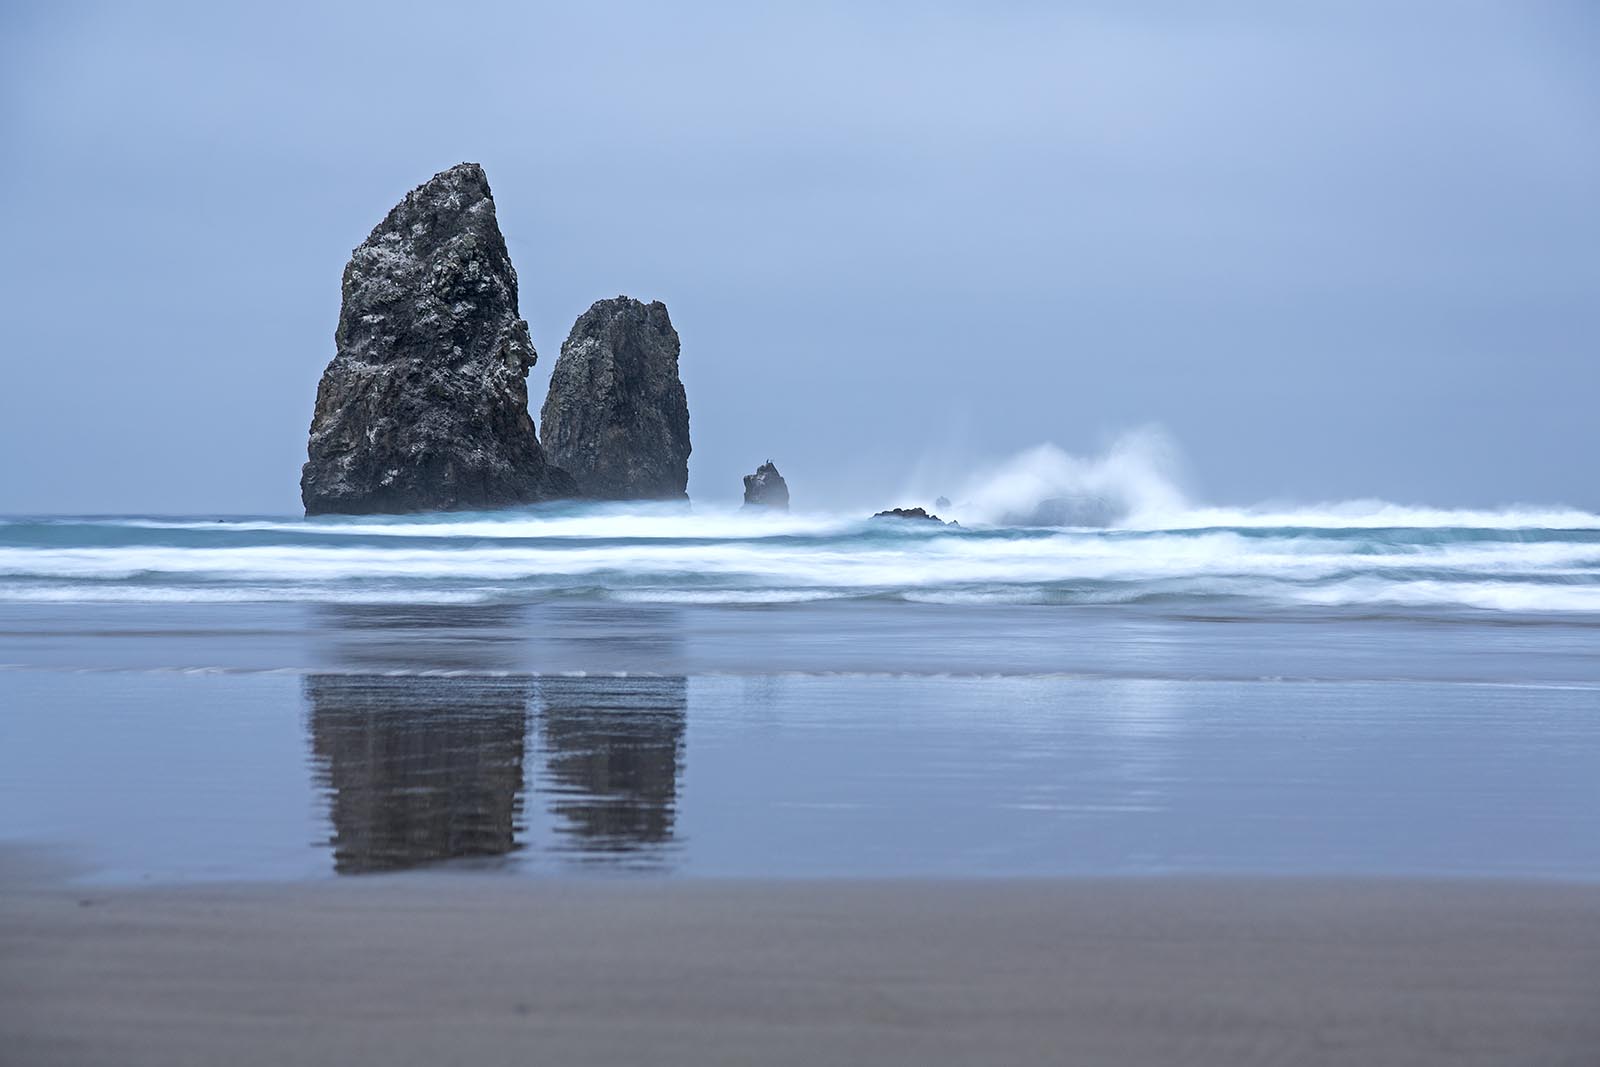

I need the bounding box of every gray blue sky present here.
[1,1,1595,513]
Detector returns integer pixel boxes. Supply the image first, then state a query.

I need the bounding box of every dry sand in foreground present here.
[2,876,1597,1066]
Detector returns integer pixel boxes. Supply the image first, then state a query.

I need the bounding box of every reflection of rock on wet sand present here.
[305,675,532,874]
[537,676,687,859]
[304,661,689,873]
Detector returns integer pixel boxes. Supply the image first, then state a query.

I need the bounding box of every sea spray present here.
[954,429,1189,527]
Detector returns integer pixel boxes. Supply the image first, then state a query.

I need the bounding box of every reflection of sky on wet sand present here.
[310,604,537,674]
[8,600,1600,688]
[309,603,692,676]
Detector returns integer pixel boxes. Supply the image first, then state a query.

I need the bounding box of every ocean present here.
[2,501,1597,883]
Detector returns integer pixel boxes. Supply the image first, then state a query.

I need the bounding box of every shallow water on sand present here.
[1,599,1596,884]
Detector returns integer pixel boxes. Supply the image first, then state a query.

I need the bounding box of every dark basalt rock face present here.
[301,163,574,515]
[742,461,789,510]
[539,297,690,501]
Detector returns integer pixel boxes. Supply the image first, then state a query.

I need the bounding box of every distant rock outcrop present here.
[742,461,790,510]
[539,297,690,500]
[300,163,573,515]
[872,507,946,523]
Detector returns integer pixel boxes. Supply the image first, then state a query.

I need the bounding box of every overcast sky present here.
[1,1,1595,514]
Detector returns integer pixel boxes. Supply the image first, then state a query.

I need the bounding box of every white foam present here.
[2,528,1593,585]
[1290,578,1600,614]
[1146,501,1600,532]
[0,525,1594,613]
[111,504,858,541]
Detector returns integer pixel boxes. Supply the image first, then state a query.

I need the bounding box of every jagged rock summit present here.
[742,461,790,510]
[540,296,690,500]
[301,163,574,515]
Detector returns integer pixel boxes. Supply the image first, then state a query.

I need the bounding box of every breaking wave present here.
[952,430,1189,527]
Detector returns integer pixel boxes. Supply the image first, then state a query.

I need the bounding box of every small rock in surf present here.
[872,507,947,523]
[742,461,790,510]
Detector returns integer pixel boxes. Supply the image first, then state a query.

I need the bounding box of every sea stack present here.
[300,163,574,515]
[539,297,690,500]
[742,461,789,510]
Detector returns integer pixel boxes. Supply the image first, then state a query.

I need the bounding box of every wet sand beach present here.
[4,554,1599,1065]
[3,875,1597,1066]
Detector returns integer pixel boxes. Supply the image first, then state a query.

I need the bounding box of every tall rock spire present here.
[301,163,574,515]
